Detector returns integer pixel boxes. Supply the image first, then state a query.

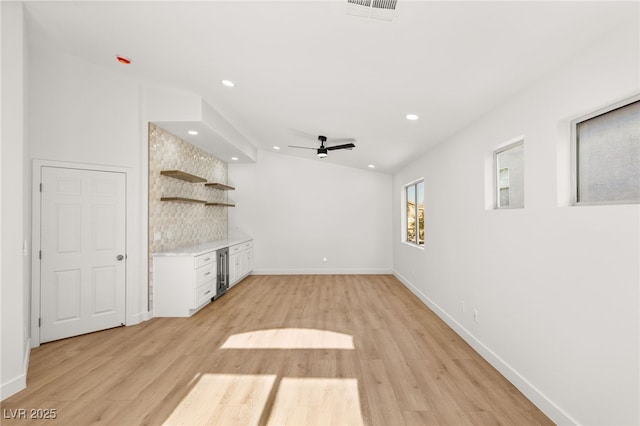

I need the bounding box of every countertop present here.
[152,234,252,257]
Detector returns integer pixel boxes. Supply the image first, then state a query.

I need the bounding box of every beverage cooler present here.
[215,247,229,299]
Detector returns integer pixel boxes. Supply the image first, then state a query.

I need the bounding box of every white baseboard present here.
[393,271,577,426]
[251,268,393,275]
[1,338,30,401]
[128,310,152,325]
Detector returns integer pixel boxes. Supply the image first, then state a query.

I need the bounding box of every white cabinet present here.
[153,250,216,317]
[229,240,253,287]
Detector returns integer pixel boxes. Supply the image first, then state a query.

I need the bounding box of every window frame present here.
[402,178,425,248]
[571,94,640,206]
[494,139,524,210]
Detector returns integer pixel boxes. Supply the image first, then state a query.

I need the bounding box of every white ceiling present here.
[24,1,636,173]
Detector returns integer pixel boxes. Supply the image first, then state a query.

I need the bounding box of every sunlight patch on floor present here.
[220,328,355,350]
[267,378,364,426]
[163,374,276,426]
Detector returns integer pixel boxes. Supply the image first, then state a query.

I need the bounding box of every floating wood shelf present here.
[159,171,234,206]
[204,183,235,191]
[161,197,207,204]
[205,202,235,207]
[160,170,207,183]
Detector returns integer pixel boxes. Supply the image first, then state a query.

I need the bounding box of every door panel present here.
[56,204,81,253]
[93,266,117,315]
[94,205,117,250]
[55,269,81,322]
[40,166,126,343]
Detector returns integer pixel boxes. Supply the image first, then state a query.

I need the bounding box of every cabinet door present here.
[239,250,247,277]
[245,248,253,274]
[230,253,240,286]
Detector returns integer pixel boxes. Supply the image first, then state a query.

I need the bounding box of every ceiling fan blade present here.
[288,145,317,150]
[326,137,356,143]
[326,143,356,151]
[290,129,356,144]
[289,129,319,140]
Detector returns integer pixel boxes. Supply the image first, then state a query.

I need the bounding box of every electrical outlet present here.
[154,231,161,242]
[473,309,479,323]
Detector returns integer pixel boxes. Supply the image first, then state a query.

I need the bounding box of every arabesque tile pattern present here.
[148,123,229,307]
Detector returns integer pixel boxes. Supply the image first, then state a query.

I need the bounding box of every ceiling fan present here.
[289,135,356,158]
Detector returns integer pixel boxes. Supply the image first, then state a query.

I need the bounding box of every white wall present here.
[1,1,29,399]
[28,46,149,331]
[229,150,392,274]
[29,48,141,167]
[392,21,639,426]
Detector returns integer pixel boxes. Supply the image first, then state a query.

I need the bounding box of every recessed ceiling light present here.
[406,114,419,121]
[221,80,235,87]
[116,55,131,65]
[273,146,281,150]
[231,157,239,161]
[187,130,198,135]
[368,164,376,168]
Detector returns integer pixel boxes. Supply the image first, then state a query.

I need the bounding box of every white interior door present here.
[40,166,126,343]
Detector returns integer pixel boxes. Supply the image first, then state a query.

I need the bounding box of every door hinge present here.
[38,318,41,327]
[39,250,42,260]
[39,183,42,192]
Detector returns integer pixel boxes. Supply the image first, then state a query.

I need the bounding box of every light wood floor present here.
[3,275,554,425]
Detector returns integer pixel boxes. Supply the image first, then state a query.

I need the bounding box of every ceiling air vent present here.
[347,0,397,21]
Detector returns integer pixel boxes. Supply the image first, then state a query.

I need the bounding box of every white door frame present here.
[31,159,137,347]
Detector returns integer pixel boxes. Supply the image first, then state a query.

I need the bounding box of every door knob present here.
[116,254,124,261]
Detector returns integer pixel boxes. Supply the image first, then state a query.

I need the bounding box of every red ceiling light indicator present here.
[116,55,131,65]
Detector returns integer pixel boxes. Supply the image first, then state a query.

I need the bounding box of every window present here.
[573,96,640,204]
[495,141,524,209]
[404,179,424,246]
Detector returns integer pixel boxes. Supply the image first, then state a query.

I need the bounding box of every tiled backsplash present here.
[148,123,229,307]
